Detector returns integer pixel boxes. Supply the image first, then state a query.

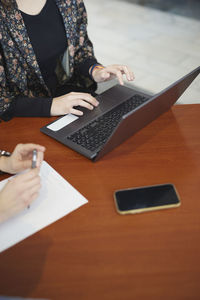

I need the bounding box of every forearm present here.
[14,96,53,117]
[0,197,10,224]
[0,203,8,224]
[1,96,53,121]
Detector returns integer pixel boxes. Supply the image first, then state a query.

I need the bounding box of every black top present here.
[21,0,67,95]
[12,0,97,118]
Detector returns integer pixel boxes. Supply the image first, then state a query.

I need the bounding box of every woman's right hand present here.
[51,92,99,116]
[0,168,41,223]
[1,143,45,175]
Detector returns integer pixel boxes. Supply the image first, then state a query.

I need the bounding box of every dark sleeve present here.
[78,57,99,78]
[0,96,53,121]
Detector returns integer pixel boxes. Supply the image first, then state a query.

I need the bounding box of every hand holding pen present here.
[0,144,45,223]
[2,143,45,174]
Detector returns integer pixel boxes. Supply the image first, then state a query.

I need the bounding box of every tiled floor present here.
[85,0,200,104]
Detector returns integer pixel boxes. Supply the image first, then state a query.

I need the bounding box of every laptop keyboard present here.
[67,94,148,152]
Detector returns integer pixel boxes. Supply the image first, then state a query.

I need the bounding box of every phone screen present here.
[114,184,180,214]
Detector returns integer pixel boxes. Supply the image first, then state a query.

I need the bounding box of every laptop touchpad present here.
[47,114,79,131]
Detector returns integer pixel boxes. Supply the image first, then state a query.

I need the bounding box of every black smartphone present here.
[114,184,180,215]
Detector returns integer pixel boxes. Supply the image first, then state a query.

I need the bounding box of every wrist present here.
[89,64,104,80]
[0,150,11,174]
[0,156,10,174]
[51,97,61,116]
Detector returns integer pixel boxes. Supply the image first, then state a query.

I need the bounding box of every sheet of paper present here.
[0,161,88,253]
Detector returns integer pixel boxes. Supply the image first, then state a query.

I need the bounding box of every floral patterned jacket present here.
[0,0,97,117]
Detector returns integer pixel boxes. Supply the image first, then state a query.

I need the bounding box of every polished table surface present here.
[0,104,200,300]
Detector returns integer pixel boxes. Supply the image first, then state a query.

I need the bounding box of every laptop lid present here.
[94,66,200,161]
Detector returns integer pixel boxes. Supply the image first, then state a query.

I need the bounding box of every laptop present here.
[40,66,200,161]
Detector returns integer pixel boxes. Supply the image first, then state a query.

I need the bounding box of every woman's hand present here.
[51,92,99,116]
[0,168,41,223]
[92,64,135,85]
[0,143,45,174]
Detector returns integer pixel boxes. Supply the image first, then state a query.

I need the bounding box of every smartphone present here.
[114,184,180,215]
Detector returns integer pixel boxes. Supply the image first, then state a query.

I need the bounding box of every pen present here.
[0,150,11,157]
[31,149,37,169]
[28,149,38,209]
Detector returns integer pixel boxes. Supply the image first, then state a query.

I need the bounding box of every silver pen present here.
[28,149,38,209]
[31,149,37,169]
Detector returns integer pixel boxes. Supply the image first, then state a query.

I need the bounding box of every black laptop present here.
[40,66,200,161]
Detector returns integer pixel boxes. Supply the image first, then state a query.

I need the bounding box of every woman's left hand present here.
[92,64,135,85]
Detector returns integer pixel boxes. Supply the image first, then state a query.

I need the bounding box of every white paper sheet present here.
[0,161,88,253]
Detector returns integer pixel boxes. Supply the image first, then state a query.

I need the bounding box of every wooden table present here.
[0,104,200,300]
